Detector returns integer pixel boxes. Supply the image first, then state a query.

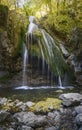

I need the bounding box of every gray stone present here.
[13,112,47,128]
[16,101,23,107]
[18,125,33,130]
[75,106,82,114]
[79,127,82,130]
[48,105,54,111]
[7,128,14,130]
[0,110,10,122]
[75,113,82,126]
[59,93,82,106]
[25,101,35,107]
[48,112,55,118]
[19,105,27,111]
[0,97,7,105]
[47,111,60,127]
[45,126,57,130]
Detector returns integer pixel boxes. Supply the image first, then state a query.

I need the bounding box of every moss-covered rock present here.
[29,98,62,113]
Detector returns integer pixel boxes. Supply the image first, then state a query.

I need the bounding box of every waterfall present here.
[23,16,67,88]
[38,40,45,75]
[58,75,62,87]
[22,44,28,86]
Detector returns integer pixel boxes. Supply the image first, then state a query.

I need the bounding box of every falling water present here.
[38,40,45,75]
[58,75,62,87]
[24,16,66,88]
[22,44,28,86]
[56,67,63,88]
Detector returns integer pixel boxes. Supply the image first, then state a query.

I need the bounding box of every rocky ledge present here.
[0,93,82,130]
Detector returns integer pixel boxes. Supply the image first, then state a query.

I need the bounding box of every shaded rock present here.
[75,113,82,126]
[17,125,33,130]
[7,128,14,130]
[75,106,82,114]
[79,127,82,130]
[13,112,47,128]
[0,127,14,130]
[76,75,82,85]
[0,71,8,78]
[59,93,82,106]
[0,110,10,122]
[45,126,58,130]
[47,111,60,127]
[48,111,60,120]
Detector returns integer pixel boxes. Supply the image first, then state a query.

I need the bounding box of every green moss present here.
[33,31,42,38]
[0,28,4,32]
[0,4,8,13]
[1,101,21,113]
[29,98,61,113]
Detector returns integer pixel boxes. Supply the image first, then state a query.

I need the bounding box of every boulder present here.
[13,112,47,128]
[59,93,82,106]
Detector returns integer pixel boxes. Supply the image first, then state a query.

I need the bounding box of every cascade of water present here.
[41,29,53,58]
[56,68,64,89]
[25,16,66,88]
[22,44,28,86]
[38,40,45,75]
